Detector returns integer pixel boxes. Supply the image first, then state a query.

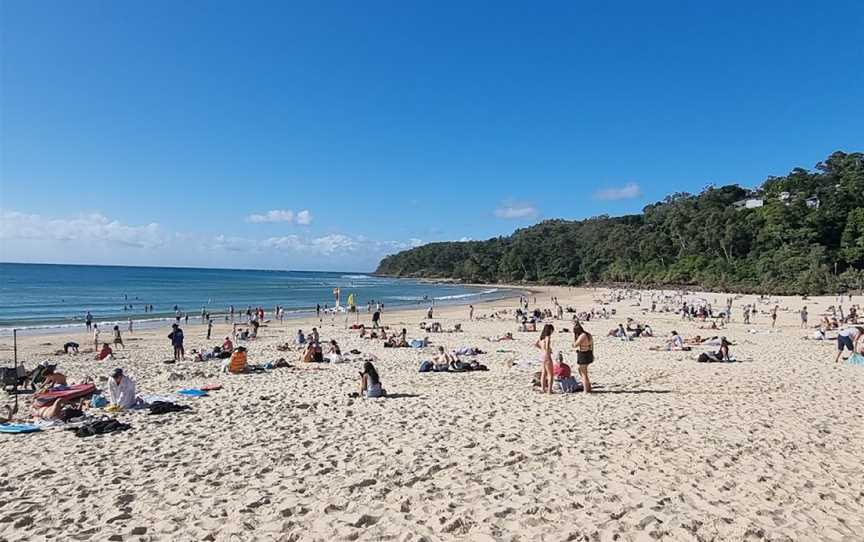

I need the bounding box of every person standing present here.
[771,305,778,328]
[92,324,100,353]
[535,324,554,394]
[469,304,474,321]
[207,318,213,340]
[372,309,381,329]
[169,324,185,361]
[573,322,594,393]
[128,318,133,334]
[85,311,93,332]
[113,325,124,349]
[800,306,808,329]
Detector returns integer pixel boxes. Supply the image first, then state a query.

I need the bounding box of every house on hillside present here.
[733,198,764,210]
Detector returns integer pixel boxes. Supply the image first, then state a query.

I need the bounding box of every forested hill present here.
[376,151,864,294]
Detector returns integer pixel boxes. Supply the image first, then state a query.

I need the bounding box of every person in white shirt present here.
[835,326,864,363]
[108,368,138,409]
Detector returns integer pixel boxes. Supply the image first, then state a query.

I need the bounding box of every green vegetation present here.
[376,151,864,294]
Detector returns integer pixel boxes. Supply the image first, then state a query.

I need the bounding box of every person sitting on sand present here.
[716,337,732,361]
[553,352,581,393]
[296,329,306,345]
[310,327,320,344]
[226,346,248,374]
[359,325,367,339]
[573,323,594,393]
[63,341,80,354]
[651,331,685,351]
[95,342,114,361]
[107,368,138,409]
[360,361,386,398]
[326,340,343,363]
[432,346,456,371]
[39,366,68,390]
[222,336,234,353]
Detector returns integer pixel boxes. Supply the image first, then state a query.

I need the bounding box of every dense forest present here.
[376,151,864,294]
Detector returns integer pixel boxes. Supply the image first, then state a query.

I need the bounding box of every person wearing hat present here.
[107,368,138,409]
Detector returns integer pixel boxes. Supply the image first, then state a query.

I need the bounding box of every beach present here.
[1,286,862,541]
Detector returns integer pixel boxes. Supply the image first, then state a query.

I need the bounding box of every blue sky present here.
[1,1,862,271]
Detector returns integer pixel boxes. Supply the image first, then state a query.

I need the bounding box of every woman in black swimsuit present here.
[573,322,593,393]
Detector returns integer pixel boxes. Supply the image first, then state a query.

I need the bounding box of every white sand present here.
[1,287,862,541]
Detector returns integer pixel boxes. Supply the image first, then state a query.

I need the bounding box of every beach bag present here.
[90,395,108,408]
[419,360,433,373]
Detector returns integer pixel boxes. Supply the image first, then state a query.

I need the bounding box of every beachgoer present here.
[469,305,474,321]
[296,329,306,345]
[800,306,808,329]
[360,361,385,398]
[835,326,864,363]
[207,319,213,340]
[226,347,248,374]
[63,341,79,354]
[169,324,185,361]
[40,367,68,390]
[372,310,381,329]
[326,340,342,363]
[222,336,234,353]
[92,324,100,352]
[573,322,594,393]
[536,324,554,393]
[95,343,114,361]
[85,311,93,331]
[113,325,124,348]
[108,368,138,409]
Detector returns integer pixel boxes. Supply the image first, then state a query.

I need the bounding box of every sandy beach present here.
[1,286,862,541]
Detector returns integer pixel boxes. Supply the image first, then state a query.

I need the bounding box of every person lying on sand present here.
[359,361,386,398]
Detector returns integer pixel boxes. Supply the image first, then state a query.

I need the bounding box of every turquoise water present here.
[0,263,508,333]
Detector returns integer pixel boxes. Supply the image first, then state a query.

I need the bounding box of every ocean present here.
[0,263,510,334]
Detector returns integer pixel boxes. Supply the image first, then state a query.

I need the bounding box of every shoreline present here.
[0,284,528,338]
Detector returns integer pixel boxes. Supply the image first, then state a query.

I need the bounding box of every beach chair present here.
[1,364,27,394]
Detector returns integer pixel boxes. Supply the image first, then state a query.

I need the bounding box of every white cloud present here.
[494,202,538,219]
[594,182,642,201]
[0,210,165,248]
[0,209,417,270]
[295,210,313,225]
[246,209,295,223]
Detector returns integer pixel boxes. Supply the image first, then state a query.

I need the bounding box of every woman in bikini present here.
[535,324,554,393]
[573,322,594,393]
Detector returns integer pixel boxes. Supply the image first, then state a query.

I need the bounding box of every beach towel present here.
[178,388,209,397]
[0,423,41,434]
[848,353,864,366]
